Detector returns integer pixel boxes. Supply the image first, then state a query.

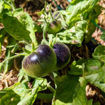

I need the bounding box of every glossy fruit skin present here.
[47,21,62,34]
[22,45,56,78]
[53,43,71,69]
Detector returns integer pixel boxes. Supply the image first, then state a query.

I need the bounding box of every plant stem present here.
[3,50,10,74]
[82,63,85,79]
[37,93,53,101]
[47,83,56,98]
[0,53,25,72]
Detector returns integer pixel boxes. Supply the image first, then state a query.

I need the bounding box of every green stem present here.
[53,11,61,20]
[37,93,53,101]
[0,41,1,55]
[43,20,48,40]
[3,53,25,63]
[82,63,85,79]
[47,83,56,98]
[3,50,10,74]
[91,20,105,32]
[11,0,15,11]
[0,53,25,72]
[31,31,38,50]
[41,23,49,45]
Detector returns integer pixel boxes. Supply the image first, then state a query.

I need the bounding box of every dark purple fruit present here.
[53,43,71,69]
[22,45,56,78]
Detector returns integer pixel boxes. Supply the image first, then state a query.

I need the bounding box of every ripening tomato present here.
[22,45,57,78]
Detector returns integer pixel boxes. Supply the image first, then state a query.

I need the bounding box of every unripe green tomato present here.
[22,45,57,78]
[47,21,62,34]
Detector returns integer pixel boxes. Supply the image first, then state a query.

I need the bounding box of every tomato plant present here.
[0,0,105,105]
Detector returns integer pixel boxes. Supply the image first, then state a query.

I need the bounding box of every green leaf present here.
[2,9,38,48]
[0,90,20,105]
[69,59,86,75]
[17,92,37,105]
[18,69,29,82]
[92,45,105,63]
[53,76,79,105]
[13,83,30,98]
[66,0,99,24]
[85,59,102,73]
[101,32,105,41]
[12,78,47,105]
[13,10,38,47]
[72,77,93,105]
[0,1,3,14]
[2,14,31,42]
[84,4,101,43]
[70,0,84,5]
[85,65,105,92]
[53,75,92,105]
[49,20,87,46]
[93,102,101,105]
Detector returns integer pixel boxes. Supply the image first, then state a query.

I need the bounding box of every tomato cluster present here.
[22,43,71,78]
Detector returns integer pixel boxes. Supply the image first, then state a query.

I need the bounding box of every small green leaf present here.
[69,59,86,75]
[101,32,105,41]
[93,45,105,62]
[17,92,37,105]
[85,65,105,92]
[85,59,102,73]
[0,1,3,14]
[0,90,20,105]
[13,83,30,98]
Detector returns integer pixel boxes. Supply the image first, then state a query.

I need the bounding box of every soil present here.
[92,0,105,45]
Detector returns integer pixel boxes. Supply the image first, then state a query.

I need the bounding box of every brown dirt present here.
[0,37,8,63]
[86,83,105,104]
[46,0,69,11]
[14,0,69,21]
[0,70,18,90]
[0,23,4,30]
[92,0,105,46]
